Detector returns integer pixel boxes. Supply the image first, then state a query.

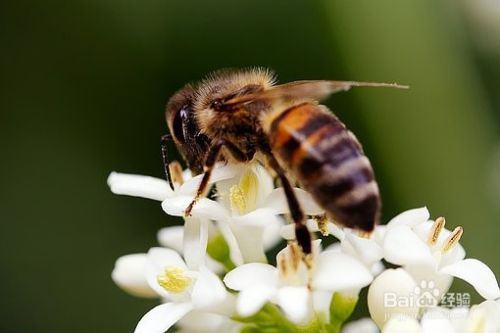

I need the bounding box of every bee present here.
[162,68,406,255]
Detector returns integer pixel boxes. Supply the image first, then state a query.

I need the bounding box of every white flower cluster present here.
[108,163,500,333]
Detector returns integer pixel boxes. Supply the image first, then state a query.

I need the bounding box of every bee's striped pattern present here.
[267,103,380,231]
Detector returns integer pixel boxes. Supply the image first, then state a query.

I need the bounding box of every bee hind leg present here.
[266,155,312,257]
[184,139,249,217]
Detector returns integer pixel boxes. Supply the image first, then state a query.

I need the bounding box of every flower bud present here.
[368,268,419,329]
[111,254,157,298]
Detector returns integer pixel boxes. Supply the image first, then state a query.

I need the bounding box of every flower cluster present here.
[108,163,500,333]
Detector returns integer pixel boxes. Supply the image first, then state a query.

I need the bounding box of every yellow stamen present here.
[442,226,463,253]
[428,217,446,246]
[157,267,192,293]
[229,185,246,214]
[229,169,259,214]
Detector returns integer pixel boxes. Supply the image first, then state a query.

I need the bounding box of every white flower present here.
[325,223,386,276]
[382,316,422,333]
[157,224,224,274]
[161,163,284,266]
[224,241,373,324]
[419,306,468,333]
[368,268,420,329]
[175,310,241,333]
[279,199,385,277]
[375,299,500,333]
[382,207,500,300]
[341,318,379,333]
[107,165,240,270]
[134,247,232,333]
[111,253,156,298]
[463,300,500,333]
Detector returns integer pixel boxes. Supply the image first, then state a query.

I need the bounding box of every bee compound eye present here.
[172,106,187,143]
[211,99,224,111]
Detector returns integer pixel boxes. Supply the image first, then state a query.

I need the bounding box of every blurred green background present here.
[1,0,499,332]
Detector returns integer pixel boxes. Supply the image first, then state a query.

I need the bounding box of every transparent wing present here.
[224,80,408,107]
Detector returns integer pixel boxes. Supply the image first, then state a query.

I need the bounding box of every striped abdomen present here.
[267,103,380,231]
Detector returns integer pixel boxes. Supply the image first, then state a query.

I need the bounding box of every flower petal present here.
[313,252,373,292]
[367,268,419,329]
[251,164,275,207]
[134,302,193,333]
[223,263,278,290]
[157,226,184,253]
[183,218,209,270]
[262,187,323,215]
[403,265,453,299]
[230,224,267,263]
[383,225,435,267]
[145,247,187,297]
[191,267,227,309]
[237,284,275,317]
[107,172,172,201]
[276,286,312,324]
[420,307,456,333]
[147,247,187,269]
[176,311,228,332]
[312,290,334,320]
[231,208,281,227]
[439,244,466,269]
[162,196,230,221]
[178,164,242,195]
[382,316,421,333]
[230,208,283,263]
[262,217,285,251]
[214,220,244,266]
[440,258,500,300]
[386,207,429,229]
[111,253,157,298]
[328,223,346,241]
[280,219,319,241]
[466,300,500,332]
[341,318,378,333]
[280,224,296,241]
[344,230,384,266]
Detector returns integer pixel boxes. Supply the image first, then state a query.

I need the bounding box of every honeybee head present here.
[165,84,210,174]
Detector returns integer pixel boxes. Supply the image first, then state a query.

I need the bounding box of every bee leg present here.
[161,134,175,191]
[184,140,248,217]
[266,156,312,256]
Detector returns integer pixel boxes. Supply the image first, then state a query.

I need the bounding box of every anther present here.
[170,161,185,186]
[442,226,463,253]
[288,241,302,272]
[314,214,329,236]
[428,217,446,246]
[157,267,192,293]
[277,253,288,279]
[358,230,372,239]
[229,185,246,214]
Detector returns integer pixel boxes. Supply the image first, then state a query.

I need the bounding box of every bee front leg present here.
[184,140,248,217]
[161,134,175,191]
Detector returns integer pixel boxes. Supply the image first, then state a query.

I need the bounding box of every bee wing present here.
[224,80,408,106]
